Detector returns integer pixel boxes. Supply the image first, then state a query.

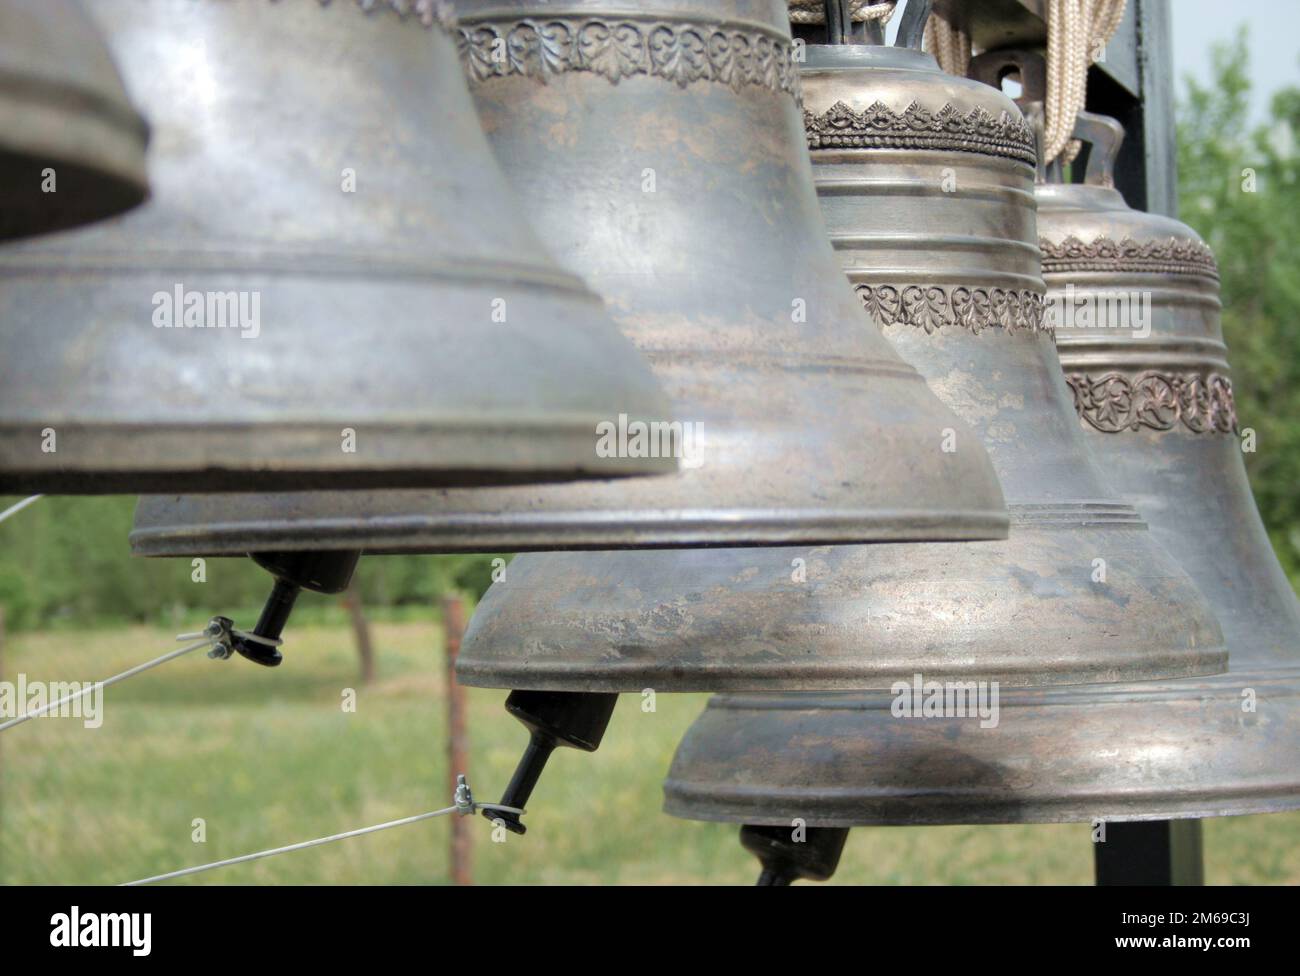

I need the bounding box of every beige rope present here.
[1045,0,1127,164]
[788,0,898,25]
[1092,0,1127,50]
[923,10,971,76]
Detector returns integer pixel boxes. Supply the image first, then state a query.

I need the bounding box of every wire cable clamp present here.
[177,616,283,662]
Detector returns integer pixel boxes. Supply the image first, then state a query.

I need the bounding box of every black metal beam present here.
[1094,820,1205,886]
[941,0,1177,216]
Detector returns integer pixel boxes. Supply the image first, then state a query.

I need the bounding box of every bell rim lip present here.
[444,500,1226,690]
[451,651,1229,693]
[0,414,688,494]
[0,64,149,142]
[0,71,149,238]
[706,665,1300,707]
[659,785,1300,827]
[663,666,1300,825]
[662,666,1300,824]
[125,508,1013,555]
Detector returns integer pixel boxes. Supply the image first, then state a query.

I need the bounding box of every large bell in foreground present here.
[452,34,1224,694]
[129,0,1007,552]
[0,0,148,240]
[0,0,671,494]
[664,117,1300,854]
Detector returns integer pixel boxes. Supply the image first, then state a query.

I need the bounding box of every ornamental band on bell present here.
[803,99,1038,165]
[855,283,1049,335]
[455,15,801,94]
[1065,370,1239,435]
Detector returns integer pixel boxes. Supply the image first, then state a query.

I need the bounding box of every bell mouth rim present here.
[0,61,149,142]
[662,670,1300,826]
[0,71,149,240]
[126,507,1013,556]
[0,415,683,495]
[660,782,1300,827]
[452,653,1230,693]
[708,666,1300,710]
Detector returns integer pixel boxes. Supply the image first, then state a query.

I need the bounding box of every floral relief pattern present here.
[804,100,1037,165]
[1040,235,1220,279]
[455,17,799,95]
[1065,370,1238,434]
[854,284,1048,335]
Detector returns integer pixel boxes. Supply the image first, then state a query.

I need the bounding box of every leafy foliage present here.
[1176,27,1300,587]
[0,495,502,632]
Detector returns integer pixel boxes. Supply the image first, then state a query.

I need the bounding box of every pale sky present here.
[1169,0,1299,123]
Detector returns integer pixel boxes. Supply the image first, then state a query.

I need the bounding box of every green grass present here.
[2,622,1297,885]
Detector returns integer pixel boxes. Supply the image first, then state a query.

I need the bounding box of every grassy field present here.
[2,620,1297,885]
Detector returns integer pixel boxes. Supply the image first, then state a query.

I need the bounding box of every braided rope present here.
[923,10,971,76]
[1046,0,1127,164]
[789,0,898,25]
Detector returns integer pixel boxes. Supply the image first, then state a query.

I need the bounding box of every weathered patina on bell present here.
[448,17,1228,836]
[664,116,1299,846]
[129,0,1008,552]
[0,0,149,240]
[0,0,672,494]
[451,26,1224,694]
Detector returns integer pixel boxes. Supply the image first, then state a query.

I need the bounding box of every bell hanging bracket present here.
[177,550,362,669]
[483,690,619,835]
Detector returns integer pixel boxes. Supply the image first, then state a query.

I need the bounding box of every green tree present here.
[0,494,502,632]
[1177,27,1300,587]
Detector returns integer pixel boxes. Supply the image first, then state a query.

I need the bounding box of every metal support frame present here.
[1095,820,1205,886]
[935,0,1176,215]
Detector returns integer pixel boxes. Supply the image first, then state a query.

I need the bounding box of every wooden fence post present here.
[340,583,375,685]
[441,594,472,886]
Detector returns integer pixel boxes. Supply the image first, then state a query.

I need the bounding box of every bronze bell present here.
[442,13,1230,835]
[453,19,1225,695]
[664,115,1299,879]
[0,0,149,240]
[127,0,1010,837]
[128,0,1007,554]
[0,0,671,494]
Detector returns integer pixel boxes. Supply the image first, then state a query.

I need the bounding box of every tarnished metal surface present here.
[0,0,672,493]
[0,0,148,240]
[450,43,1223,692]
[663,672,1300,825]
[129,0,1007,551]
[664,124,1299,823]
[1045,194,1299,669]
[455,504,1224,690]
